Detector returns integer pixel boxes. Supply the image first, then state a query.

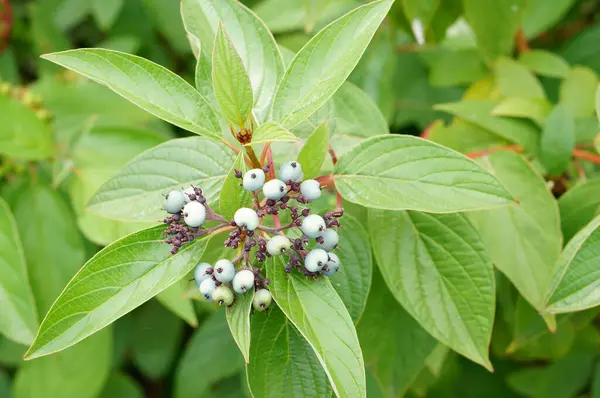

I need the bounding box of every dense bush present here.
[2,0,600,397]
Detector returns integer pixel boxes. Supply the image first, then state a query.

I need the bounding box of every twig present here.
[466,145,523,159]
[328,145,338,165]
[515,28,530,54]
[573,148,600,165]
[0,0,12,54]
[315,174,334,187]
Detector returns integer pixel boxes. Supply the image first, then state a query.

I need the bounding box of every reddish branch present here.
[328,144,338,165]
[573,148,600,165]
[515,28,530,54]
[0,0,12,54]
[466,145,523,159]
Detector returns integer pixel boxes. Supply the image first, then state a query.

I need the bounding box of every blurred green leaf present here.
[519,50,570,78]
[219,152,253,221]
[559,66,599,119]
[91,0,124,30]
[141,0,190,54]
[429,49,487,87]
[174,312,243,398]
[0,197,38,345]
[246,307,332,398]
[25,227,209,359]
[540,105,575,176]
[0,336,26,368]
[558,178,600,242]
[494,57,545,99]
[297,123,329,180]
[0,370,10,398]
[99,373,143,398]
[88,136,235,221]
[593,360,600,398]
[522,0,576,38]
[55,0,91,31]
[428,120,509,154]
[156,280,198,327]
[226,289,254,364]
[491,97,551,125]
[358,270,436,397]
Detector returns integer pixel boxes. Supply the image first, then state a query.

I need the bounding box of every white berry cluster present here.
[161,160,342,310]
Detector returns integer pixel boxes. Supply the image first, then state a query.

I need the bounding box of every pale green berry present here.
[234,208,259,231]
[263,179,287,200]
[280,161,303,182]
[243,169,265,192]
[300,180,321,200]
[266,235,291,256]
[233,269,255,293]
[214,259,235,282]
[199,278,216,300]
[253,289,273,311]
[164,190,186,214]
[183,201,206,227]
[305,248,328,272]
[301,214,326,238]
[194,262,212,286]
[317,229,339,251]
[323,252,340,276]
[213,285,234,306]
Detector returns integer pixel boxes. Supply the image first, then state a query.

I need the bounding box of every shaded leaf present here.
[540,105,575,176]
[558,178,600,242]
[156,280,198,327]
[99,373,143,398]
[519,50,570,78]
[297,123,330,180]
[559,66,599,119]
[226,289,254,363]
[494,57,545,99]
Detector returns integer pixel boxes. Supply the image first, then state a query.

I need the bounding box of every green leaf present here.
[248,122,299,145]
[357,270,436,397]
[540,105,575,176]
[428,120,509,154]
[469,151,562,315]
[0,335,26,367]
[212,24,254,126]
[24,226,210,359]
[99,373,143,398]
[435,100,540,152]
[333,135,514,213]
[181,0,284,121]
[297,123,330,180]
[141,0,191,54]
[226,289,254,363]
[522,0,576,38]
[462,0,525,60]
[0,94,53,161]
[14,329,112,398]
[0,370,9,398]
[494,57,545,100]
[11,183,86,319]
[42,49,221,137]
[174,313,243,398]
[369,210,495,369]
[266,257,366,398]
[330,214,372,322]
[246,307,332,398]
[402,0,438,27]
[270,0,393,129]
[491,97,551,126]
[546,215,600,313]
[132,300,184,379]
[333,82,389,137]
[88,136,235,221]
[0,197,37,345]
[91,0,124,30]
[558,178,600,242]
[593,360,600,398]
[195,50,216,106]
[559,66,599,119]
[156,280,198,327]
[429,49,487,87]
[519,50,570,78]
[219,152,253,221]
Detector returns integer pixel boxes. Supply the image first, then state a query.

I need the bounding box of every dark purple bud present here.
[170,248,179,255]
[247,230,255,237]
[316,236,325,244]
[294,219,302,226]
[266,199,276,206]
[172,213,181,221]
[263,278,270,286]
[198,196,206,204]
[280,202,287,210]
[281,196,290,203]
[327,220,340,228]
[257,209,265,217]
[234,169,242,178]
[301,208,310,217]
[262,164,270,173]
[285,264,292,273]
[187,194,196,201]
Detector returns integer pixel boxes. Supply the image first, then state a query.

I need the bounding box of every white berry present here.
[318,229,339,251]
[253,289,273,311]
[183,201,206,227]
[233,269,255,293]
[199,278,216,300]
[300,180,322,200]
[212,285,234,306]
[263,179,287,200]
[280,161,303,182]
[323,252,340,276]
[243,169,265,192]
[163,190,186,214]
[266,235,291,256]
[214,259,235,282]
[194,262,212,286]
[301,214,326,238]
[305,248,328,272]
[234,208,259,231]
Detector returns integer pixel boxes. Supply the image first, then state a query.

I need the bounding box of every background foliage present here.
[2,0,600,397]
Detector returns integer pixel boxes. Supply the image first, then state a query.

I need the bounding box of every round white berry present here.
[253,289,273,311]
[194,262,212,286]
[317,229,339,251]
[182,186,195,203]
[300,180,322,200]
[304,248,328,272]
[323,252,340,276]
[233,269,255,293]
[163,190,186,214]
[234,208,259,231]
[243,169,265,192]
[280,161,303,182]
[301,214,326,238]
[263,179,287,200]
[183,201,206,227]
[266,235,291,256]
[214,259,235,283]
[199,278,216,301]
[212,285,234,306]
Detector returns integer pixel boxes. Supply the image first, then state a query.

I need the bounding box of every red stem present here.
[466,145,523,159]
[573,148,600,165]
[328,145,338,165]
[515,28,530,54]
[0,0,12,54]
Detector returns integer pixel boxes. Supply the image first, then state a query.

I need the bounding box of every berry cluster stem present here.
[245,146,262,169]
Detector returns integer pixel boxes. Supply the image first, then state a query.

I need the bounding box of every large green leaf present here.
[174,313,243,398]
[330,214,372,322]
[357,270,436,397]
[546,216,600,313]
[494,57,545,100]
[559,66,598,119]
[42,49,221,137]
[519,50,570,78]
[297,123,330,180]
[14,329,111,398]
[0,198,37,345]
[88,136,235,221]
[333,135,515,213]
[270,0,393,129]
[369,210,495,369]
[540,105,575,176]
[249,122,298,145]
[558,178,600,242]
[156,280,198,327]
[0,94,53,161]
[181,0,284,121]
[99,373,143,398]
[266,258,365,398]
[462,0,525,60]
[469,152,562,316]
[226,289,254,363]
[212,24,253,126]
[246,307,332,398]
[24,226,210,359]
